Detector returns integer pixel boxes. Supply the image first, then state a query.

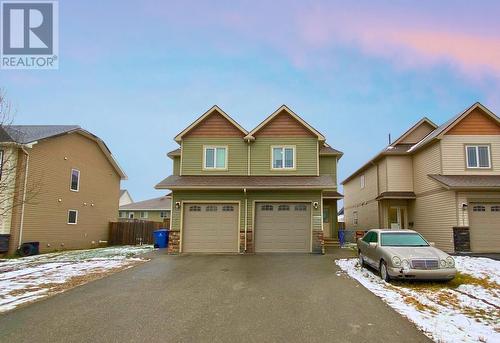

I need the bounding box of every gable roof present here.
[119,195,172,211]
[174,105,248,142]
[409,102,500,152]
[390,117,437,146]
[0,125,127,179]
[245,105,326,141]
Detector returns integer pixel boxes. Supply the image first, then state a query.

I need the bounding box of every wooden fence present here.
[109,220,170,245]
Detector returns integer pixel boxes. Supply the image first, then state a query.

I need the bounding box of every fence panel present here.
[109,220,169,245]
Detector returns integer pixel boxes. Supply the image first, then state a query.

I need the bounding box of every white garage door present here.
[255,202,311,253]
[183,203,239,253]
[469,203,500,253]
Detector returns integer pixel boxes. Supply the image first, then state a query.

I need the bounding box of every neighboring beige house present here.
[119,189,134,206]
[0,125,126,255]
[155,105,343,254]
[119,195,171,223]
[343,103,500,253]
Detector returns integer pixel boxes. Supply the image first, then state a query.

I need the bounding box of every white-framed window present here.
[119,211,126,218]
[272,146,295,169]
[160,211,168,218]
[70,169,80,191]
[353,211,358,225]
[68,210,78,224]
[204,146,227,169]
[360,174,366,189]
[0,150,4,180]
[189,205,201,212]
[128,212,135,219]
[222,205,234,212]
[465,145,491,169]
[140,211,148,219]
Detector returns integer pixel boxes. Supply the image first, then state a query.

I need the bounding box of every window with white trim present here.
[222,205,234,212]
[360,174,365,189]
[204,146,227,169]
[353,211,358,225]
[140,211,148,219]
[70,169,80,191]
[160,211,168,218]
[128,212,135,219]
[466,145,491,169]
[272,146,295,169]
[119,211,126,218]
[473,205,486,212]
[68,210,78,224]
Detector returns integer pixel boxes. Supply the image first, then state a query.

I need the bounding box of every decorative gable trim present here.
[245,105,326,141]
[174,105,248,142]
[438,102,500,138]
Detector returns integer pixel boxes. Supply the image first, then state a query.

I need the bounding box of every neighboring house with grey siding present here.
[0,125,126,255]
[155,105,343,254]
[119,195,171,223]
[343,103,500,253]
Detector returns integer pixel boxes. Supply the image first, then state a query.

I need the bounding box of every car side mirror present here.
[369,242,377,248]
[429,242,435,247]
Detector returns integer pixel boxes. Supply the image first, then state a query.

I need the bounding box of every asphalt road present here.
[0,251,431,343]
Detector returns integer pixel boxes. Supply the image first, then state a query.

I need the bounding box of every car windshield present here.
[380,233,429,247]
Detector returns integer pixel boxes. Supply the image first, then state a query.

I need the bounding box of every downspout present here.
[18,146,30,249]
[244,188,248,252]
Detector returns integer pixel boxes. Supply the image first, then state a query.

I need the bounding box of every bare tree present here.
[0,90,39,219]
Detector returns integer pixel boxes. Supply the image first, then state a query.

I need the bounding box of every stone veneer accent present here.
[168,230,180,254]
[312,230,324,254]
[239,230,253,253]
[453,227,470,252]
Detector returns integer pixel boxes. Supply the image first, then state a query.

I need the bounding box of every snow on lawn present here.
[0,245,153,313]
[335,257,500,343]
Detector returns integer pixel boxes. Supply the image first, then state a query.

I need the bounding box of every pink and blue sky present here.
[2,0,500,200]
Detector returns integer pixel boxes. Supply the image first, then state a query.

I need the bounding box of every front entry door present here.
[323,207,330,237]
[388,207,406,229]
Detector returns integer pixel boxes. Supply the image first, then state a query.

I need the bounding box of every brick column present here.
[312,230,324,254]
[240,230,253,253]
[167,231,180,254]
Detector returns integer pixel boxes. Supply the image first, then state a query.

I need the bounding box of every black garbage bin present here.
[18,242,40,257]
[0,234,10,253]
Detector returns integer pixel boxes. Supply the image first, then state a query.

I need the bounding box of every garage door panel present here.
[469,203,500,253]
[183,203,238,253]
[255,202,311,253]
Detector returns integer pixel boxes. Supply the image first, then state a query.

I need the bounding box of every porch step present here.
[323,239,341,247]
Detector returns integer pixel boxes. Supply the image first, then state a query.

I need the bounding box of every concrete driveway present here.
[0,251,430,343]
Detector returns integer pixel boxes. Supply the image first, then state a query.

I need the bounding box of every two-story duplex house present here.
[0,125,126,255]
[155,105,343,254]
[343,103,500,253]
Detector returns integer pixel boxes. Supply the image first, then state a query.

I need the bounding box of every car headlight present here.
[402,259,410,269]
[446,256,455,268]
[392,256,402,267]
[440,259,447,268]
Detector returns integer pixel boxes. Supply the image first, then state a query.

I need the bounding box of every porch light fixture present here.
[313,202,319,209]
[175,202,181,209]
[461,203,468,211]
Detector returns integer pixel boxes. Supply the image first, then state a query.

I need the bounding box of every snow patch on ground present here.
[0,245,153,313]
[335,257,500,343]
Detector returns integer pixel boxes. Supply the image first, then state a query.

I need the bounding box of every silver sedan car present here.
[357,229,457,281]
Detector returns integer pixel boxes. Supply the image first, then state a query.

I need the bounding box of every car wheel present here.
[380,261,391,282]
[358,252,365,268]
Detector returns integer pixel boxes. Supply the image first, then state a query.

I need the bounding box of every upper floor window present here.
[466,145,491,169]
[353,211,359,225]
[360,174,366,189]
[70,169,80,191]
[272,146,295,169]
[204,146,227,169]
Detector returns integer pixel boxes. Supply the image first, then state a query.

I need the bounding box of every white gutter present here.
[18,146,30,249]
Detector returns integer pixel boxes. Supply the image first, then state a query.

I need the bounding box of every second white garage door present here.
[469,203,500,253]
[183,203,239,253]
[255,202,311,253]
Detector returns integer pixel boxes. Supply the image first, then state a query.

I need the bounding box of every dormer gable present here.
[174,105,248,142]
[392,118,437,145]
[245,105,325,141]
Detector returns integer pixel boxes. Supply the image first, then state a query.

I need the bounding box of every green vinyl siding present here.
[181,137,247,175]
[120,210,170,223]
[173,156,180,176]
[319,156,337,182]
[171,189,322,233]
[250,137,318,175]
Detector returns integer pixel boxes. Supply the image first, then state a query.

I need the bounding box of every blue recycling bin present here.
[153,229,169,249]
[338,230,346,247]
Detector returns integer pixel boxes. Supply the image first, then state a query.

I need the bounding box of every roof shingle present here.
[428,174,500,189]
